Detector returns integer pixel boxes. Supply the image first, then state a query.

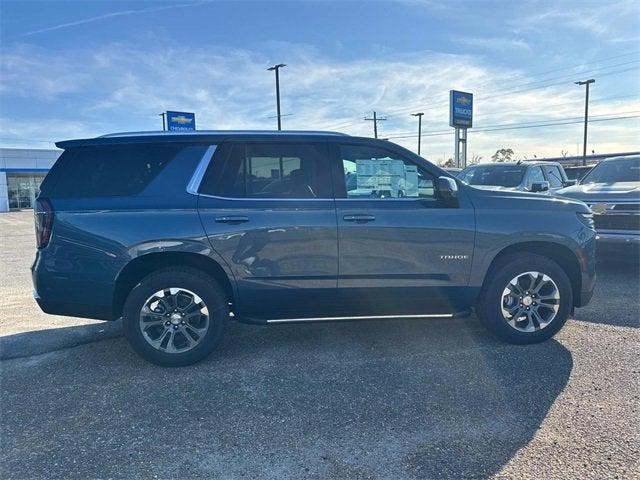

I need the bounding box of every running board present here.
[263,311,470,324]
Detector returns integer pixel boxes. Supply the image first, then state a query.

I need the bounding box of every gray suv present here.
[458,161,574,193]
[32,131,596,366]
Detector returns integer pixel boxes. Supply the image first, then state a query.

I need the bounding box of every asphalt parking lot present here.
[1,211,639,479]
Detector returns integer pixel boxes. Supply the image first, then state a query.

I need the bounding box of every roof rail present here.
[99,130,349,138]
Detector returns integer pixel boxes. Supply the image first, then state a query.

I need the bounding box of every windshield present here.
[580,157,640,184]
[459,164,526,187]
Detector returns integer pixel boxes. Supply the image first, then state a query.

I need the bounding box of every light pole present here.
[575,79,595,166]
[268,63,286,130]
[158,113,166,131]
[411,112,424,155]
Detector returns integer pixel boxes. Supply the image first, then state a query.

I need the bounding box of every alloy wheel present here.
[139,288,210,353]
[500,271,560,333]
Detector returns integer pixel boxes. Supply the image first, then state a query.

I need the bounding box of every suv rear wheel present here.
[122,267,228,366]
[476,253,572,344]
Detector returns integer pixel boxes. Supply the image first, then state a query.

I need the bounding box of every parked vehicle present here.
[556,155,640,251]
[33,131,596,366]
[458,161,575,193]
[564,165,593,182]
[444,167,462,175]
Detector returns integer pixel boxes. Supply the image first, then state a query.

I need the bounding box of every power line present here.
[320,56,640,130]
[383,108,640,138]
[382,63,639,121]
[384,114,640,140]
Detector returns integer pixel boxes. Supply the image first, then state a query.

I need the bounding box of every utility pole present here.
[411,112,424,155]
[364,111,386,138]
[158,113,166,131]
[575,79,595,166]
[268,63,286,130]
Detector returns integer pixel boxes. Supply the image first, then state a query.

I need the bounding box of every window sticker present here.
[355,158,419,197]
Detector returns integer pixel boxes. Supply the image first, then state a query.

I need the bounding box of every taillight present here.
[34,198,54,249]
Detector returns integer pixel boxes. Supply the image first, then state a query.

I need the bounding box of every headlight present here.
[577,212,595,229]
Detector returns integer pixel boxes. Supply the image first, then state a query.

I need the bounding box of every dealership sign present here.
[449,91,473,128]
[167,111,196,131]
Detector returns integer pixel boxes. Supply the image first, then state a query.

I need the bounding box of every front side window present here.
[340,145,435,199]
[201,143,332,199]
[543,165,564,187]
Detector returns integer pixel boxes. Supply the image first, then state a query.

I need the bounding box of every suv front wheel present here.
[122,267,228,366]
[476,253,572,344]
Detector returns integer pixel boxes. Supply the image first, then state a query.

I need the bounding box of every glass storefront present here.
[7,173,47,210]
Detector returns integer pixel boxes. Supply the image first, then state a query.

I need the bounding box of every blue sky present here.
[1,0,639,162]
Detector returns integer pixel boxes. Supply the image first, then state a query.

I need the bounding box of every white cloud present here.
[1,42,638,162]
[451,36,531,52]
[18,1,210,38]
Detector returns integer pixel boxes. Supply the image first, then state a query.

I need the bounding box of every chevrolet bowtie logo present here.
[456,96,471,106]
[171,115,193,125]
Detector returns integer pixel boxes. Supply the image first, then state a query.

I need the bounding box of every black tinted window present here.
[53,144,181,197]
[202,143,332,198]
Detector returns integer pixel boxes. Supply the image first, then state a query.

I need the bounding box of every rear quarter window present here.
[51,144,184,197]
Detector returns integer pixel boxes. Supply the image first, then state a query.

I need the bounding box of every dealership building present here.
[0,148,61,212]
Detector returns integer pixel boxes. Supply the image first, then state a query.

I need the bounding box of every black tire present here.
[476,253,573,344]
[122,267,228,366]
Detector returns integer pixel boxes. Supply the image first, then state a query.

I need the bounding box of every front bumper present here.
[596,231,640,244]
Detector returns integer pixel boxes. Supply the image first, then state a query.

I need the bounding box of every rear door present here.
[332,141,476,315]
[197,140,338,320]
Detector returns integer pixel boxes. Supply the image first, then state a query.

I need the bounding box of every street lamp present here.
[411,112,424,155]
[268,63,286,130]
[575,79,595,166]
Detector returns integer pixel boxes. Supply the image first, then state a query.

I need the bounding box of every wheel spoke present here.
[141,319,165,330]
[507,281,523,296]
[182,326,200,345]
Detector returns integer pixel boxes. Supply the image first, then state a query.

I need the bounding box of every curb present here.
[0,319,123,360]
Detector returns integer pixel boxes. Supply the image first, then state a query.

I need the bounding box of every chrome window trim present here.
[186,144,217,195]
[197,193,331,202]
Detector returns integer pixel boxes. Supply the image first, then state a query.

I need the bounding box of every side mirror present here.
[437,176,458,201]
[531,181,550,192]
[563,179,577,187]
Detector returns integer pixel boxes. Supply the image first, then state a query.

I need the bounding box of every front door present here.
[333,142,476,315]
[197,141,338,319]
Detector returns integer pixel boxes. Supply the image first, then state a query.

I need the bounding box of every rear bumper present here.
[32,252,116,321]
[33,292,114,321]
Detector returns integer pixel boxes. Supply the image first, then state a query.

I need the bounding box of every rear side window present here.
[200,142,332,199]
[52,144,182,197]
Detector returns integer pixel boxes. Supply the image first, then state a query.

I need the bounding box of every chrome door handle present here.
[343,214,376,223]
[215,216,249,224]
